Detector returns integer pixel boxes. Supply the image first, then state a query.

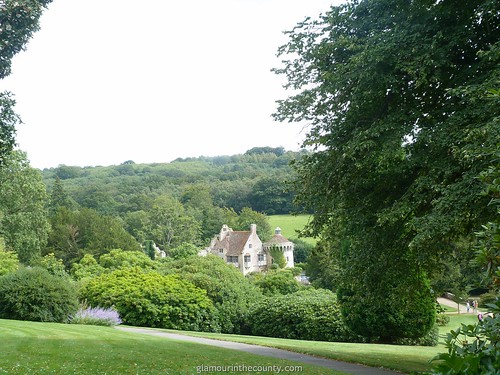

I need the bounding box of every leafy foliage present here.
[0,267,78,322]
[248,289,360,342]
[79,267,219,332]
[0,93,20,167]
[274,0,499,341]
[167,242,199,260]
[268,245,287,269]
[33,253,69,278]
[0,0,53,165]
[70,254,104,281]
[0,151,50,264]
[249,269,303,296]
[0,247,18,276]
[46,207,141,266]
[431,301,500,375]
[98,249,155,271]
[160,255,262,334]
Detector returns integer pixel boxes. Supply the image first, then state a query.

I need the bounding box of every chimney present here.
[275,227,282,235]
[250,224,257,234]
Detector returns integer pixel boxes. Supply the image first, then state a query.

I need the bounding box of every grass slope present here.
[269,214,316,245]
[0,319,342,375]
[159,314,479,374]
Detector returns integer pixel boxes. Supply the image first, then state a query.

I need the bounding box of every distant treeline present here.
[40,148,306,218]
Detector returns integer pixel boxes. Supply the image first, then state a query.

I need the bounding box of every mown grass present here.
[0,314,479,374]
[160,314,479,374]
[268,214,316,245]
[0,319,343,375]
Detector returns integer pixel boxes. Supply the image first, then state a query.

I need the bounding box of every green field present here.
[0,314,478,374]
[269,214,316,245]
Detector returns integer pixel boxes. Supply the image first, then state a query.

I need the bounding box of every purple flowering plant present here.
[70,305,122,326]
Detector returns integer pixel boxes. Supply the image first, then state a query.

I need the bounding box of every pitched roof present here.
[264,233,292,246]
[213,231,251,256]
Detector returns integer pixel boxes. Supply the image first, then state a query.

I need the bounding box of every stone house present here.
[203,224,294,275]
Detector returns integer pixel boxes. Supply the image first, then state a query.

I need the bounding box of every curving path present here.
[116,326,402,375]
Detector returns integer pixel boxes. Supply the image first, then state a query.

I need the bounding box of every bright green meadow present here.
[269,214,316,245]
[0,314,479,374]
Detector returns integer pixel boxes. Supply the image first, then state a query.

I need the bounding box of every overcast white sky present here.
[2,0,341,169]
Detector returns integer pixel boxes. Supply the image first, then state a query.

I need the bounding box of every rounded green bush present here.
[161,255,262,334]
[79,267,219,332]
[0,267,78,322]
[247,288,361,342]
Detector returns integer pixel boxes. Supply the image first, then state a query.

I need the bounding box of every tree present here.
[0,0,53,165]
[0,245,19,276]
[48,176,76,214]
[248,176,295,215]
[0,151,50,264]
[274,0,499,342]
[167,242,199,260]
[46,207,141,266]
[146,195,201,250]
[181,183,232,243]
[236,207,272,241]
[98,249,155,271]
[0,93,20,167]
[70,254,104,281]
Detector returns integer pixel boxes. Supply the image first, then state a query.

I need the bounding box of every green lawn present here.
[0,314,479,374]
[0,319,343,375]
[269,214,316,245]
[158,314,479,374]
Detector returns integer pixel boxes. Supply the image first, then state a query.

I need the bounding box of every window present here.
[244,255,251,263]
[248,243,252,249]
[226,255,238,263]
[258,253,265,262]
[219,249,224,254]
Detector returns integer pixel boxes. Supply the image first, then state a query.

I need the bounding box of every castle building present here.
[203,224,294,275]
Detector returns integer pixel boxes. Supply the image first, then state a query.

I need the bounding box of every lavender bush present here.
[70,306,122,326]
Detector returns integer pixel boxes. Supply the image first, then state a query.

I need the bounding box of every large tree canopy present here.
[275,0,499,342]
[0,0,53,166]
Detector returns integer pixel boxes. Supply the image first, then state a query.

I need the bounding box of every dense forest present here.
[24,147,304,266]
[41,146,301,217]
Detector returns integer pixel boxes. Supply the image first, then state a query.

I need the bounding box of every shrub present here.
[249,269,304,296]
[436,314,450,327]
[70,306,122,326]
[338,270,436,343]
[0,249,19,276]
[431,301,500,374]
[98,249,155,270]
[70,254,105,281]
[79,267,219,332]
[0,267,78,322]
[33,253,69,278]
[160,255,262,334]
[247,288,361,342]
[395,325,439,347]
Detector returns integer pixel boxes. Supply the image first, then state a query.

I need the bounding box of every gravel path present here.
[116,326,402,375]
